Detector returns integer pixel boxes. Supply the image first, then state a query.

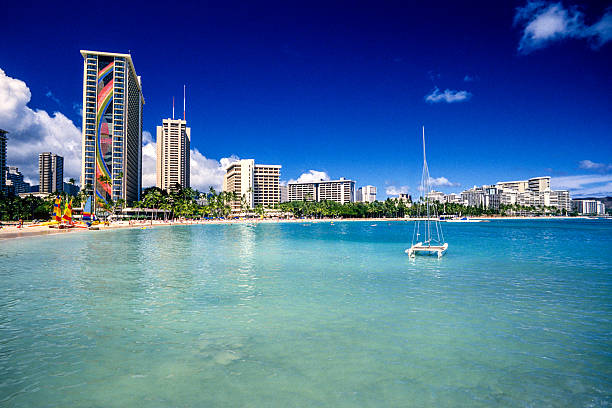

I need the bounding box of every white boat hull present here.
[405,242,448,258]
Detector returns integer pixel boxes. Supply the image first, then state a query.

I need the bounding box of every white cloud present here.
[429,176,460,187]
[551,174,612,197]
[515,2,612,53]
[578,159,612,171]
[385,185,409,196]
[140,130,239,191]
[425,87,472,104]
[288,170,330,184]
[0,68,81,184]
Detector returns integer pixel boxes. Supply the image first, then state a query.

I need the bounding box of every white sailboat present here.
[406,127,448,258]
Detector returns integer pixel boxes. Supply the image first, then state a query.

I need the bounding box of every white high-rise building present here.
[0,129,7,195]
[280,185,288,203]
[572,199,605,215]
[156,118,190,192]
[223,159,281,212]
[288,178,355,204]
[80,50,144,204]
[357,185,377,203]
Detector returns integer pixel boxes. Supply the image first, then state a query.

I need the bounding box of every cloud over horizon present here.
[385,185,409,196]
[514,1,612,53]
[552,174,612,197]
[288,170,331,184]
[0,68,81,184]
[425,87,472,104]
[429,176,460,187]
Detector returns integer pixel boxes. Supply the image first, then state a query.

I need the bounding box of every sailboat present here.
[48,195,63,228]
[59,199,75,229]
[406,127,448,258]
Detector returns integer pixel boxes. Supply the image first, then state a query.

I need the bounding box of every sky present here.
[0,0,611,198]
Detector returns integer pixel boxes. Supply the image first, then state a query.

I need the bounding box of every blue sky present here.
[0,0,611,197]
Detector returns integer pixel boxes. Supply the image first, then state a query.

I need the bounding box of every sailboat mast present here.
[423,126,430,245]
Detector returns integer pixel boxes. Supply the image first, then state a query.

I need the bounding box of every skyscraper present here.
[223,159,281,212]
[39,152,64,193]
[0,129,7,195]
[80,50,144,205]
[156,118,190,191]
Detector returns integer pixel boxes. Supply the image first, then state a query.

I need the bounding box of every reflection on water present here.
[0,220,611,407]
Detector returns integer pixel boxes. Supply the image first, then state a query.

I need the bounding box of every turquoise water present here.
[1,220,611,407]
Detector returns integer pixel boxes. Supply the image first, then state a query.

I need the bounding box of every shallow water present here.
[1,220,611,407]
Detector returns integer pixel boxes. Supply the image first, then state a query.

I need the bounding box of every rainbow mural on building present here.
[95,61,114,204]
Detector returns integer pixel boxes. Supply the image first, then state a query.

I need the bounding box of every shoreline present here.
[0,215,598,241]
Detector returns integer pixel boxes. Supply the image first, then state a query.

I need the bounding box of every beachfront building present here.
[357,185,377,203]
[572,199,605,215]
[452,176,571,213]
[288,178,355,204]
[426,190,445,203]
[280,185,288,202]
[39,152,63,193]
[444,193,462,204]
[6,167,30,194]
[80,50,144,205]
[222,159,281,212]
[156,118,190,192]
[0,129,7,195]
[390,193,412,204]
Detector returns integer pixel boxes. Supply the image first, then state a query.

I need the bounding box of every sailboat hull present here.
[406,243,448,258]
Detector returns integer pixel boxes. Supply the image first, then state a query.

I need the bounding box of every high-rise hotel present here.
[39,152,63,193]
[80,50,144,205]
[156,118,190,192]
[223,159,281,212]
[0,129,7,195]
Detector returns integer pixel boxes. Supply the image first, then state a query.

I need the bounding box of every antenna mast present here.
[183,84,186,121]
[172,97,175,120]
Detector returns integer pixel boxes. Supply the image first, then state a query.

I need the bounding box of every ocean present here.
[1,219,611,406]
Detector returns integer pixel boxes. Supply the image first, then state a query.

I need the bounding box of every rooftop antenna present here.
[172,96,175,120]
[183,84,186,121]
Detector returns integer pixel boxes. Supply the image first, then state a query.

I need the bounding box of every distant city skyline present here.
[0,1,610,197]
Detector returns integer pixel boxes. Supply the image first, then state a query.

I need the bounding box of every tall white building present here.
[39,152,63,193]
[0,129,7,195]
[80,50,144,205]
[156,118,190,192]
[288,178,355,204]
[280,185,288,203]
[357,185,377,203]
[572,199,605,215]
[223,159,281,211]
